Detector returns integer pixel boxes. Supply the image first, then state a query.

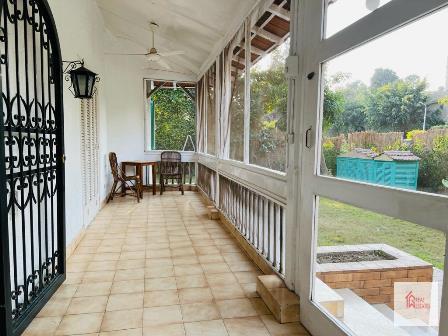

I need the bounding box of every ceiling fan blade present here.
[105,52,149,56]
[159,50,185,57]
[156,58,171,70]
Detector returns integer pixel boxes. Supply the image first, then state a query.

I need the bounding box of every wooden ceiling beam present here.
[238,42,264,56]
[252,27,282,44]
[268,4,290,21]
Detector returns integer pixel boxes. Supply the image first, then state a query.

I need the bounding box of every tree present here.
[152,88,196,150]
[370,68,399,89]
[330,81,368,135]
[249,51,289,171]
[322,72,348,133]
[366,76,444,133]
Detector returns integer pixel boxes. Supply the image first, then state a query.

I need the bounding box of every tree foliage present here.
[367,76,444,133]
[370,68,399,89]
[152,88,196,151]
[324,69,446,136]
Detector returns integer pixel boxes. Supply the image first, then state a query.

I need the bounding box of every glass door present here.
[296,1,448,335]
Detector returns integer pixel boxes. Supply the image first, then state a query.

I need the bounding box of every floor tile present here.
[101,309,143,332]
[143,323,185,336]
[115,268,145,281]
[66,296,108,315]
[144,290,180,307]
[87,261,118,272]
[107,293,144,311]
[23,316,62,336]
[55,313,103,335]
[145,277,177,291]
[181,303,221,322]
[54,284,78,299]
[100,329,142,336]
[174,264,204,276]
[28,193,311,336]
[250,298,271,315]
[224,317,270,336]
[143,305,183,326]
[233,272,260,284]
[117,259,145,270]
[145,265,174,278]
[210,284,246,300]
[216,299,257,319]
[178,288,213,304]
[74,282,112,297]
[111,279,145,294]
[184,320,229,336]
[176,274,208,289]
[201,263,231,274]
[37,297,71,317]
[198,255,225,264]
[260,315,310,335]
[83,271,116,283]
[172,256,199,265]
[206,273,238,287]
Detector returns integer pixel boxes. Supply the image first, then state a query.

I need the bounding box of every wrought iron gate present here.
[0,0,65,335]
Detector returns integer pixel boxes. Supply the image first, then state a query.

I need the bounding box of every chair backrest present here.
[109,152,120,181]
[160,151,182,175]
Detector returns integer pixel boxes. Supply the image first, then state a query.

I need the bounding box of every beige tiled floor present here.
[24,192,310,336]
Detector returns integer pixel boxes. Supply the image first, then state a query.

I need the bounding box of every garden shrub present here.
[406,129,425,140]
[412,135,448,191]
[323,139,340,176]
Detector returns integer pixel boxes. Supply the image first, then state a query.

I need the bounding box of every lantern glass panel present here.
[78,74,87,97]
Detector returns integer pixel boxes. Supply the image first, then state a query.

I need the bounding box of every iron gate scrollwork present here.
[0,0,65,335]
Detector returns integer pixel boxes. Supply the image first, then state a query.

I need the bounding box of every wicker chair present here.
[159,151,184,195]
[107,152,141,202]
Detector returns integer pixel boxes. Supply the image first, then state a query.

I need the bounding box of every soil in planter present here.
[317,250,396,264]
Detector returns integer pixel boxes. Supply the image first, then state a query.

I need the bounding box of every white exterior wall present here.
[103,34,196,167]
[48,0,108,246]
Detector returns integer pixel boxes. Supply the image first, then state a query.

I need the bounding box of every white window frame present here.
[143,78,197,159]
[294,1,448,335]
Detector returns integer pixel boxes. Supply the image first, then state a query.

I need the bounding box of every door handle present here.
[305,127,312,149]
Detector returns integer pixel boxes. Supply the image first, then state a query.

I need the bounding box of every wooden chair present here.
[159,151,184,195]
[107,152,141,203]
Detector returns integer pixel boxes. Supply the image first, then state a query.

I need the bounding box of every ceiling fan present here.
[109,22,185,70]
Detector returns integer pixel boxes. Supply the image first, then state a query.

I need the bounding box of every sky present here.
[256,0,448,91]
[326,0,448,91]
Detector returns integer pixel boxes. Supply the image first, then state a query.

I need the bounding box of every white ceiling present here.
[97,0,258,77]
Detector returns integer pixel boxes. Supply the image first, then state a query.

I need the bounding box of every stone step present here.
[256,275,300,323]
[336,288,410,336]
[374,304,438,336]
[207,206,219,220]
[314,278,344,318]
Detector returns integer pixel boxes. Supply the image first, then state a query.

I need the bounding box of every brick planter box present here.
[316,244,433,308]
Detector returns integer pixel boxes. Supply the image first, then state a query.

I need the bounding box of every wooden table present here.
[121,160,158,197]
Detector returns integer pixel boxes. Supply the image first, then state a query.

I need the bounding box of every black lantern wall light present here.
[63,60,100,99]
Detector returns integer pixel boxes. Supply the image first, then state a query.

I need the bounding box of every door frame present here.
[293,0,448,335]
[0,0,66,335]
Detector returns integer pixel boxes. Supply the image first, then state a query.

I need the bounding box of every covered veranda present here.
[1,1,448,336]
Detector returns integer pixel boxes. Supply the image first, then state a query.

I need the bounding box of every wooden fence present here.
[413,128,448,149]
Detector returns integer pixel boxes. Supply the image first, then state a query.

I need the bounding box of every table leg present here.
[121,162,126,195]
[152,164,157,195]
[137,163,144,199]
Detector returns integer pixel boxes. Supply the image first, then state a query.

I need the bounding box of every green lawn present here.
[318,198,446,270]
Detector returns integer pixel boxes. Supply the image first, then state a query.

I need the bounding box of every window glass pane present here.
[230,44,245,162]
[151,83,196,151]
[313,197,444,335]
[207,63,216,155]
[321,6,448,196]
[249,38,289,172]
[325,0,392,38]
